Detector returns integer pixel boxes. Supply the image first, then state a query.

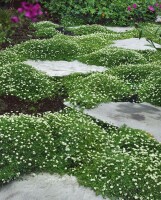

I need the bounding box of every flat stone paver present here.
[156,16,161,23]
[111,38,161,51]
[0,173,109,200]
[106,26,134,32]
[65,102,161,142]
[24,60,107,77]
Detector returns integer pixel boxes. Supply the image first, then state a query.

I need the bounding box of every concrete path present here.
[111,38,161,51]
[0,173,109,200]
[65,102,161,142]
[24,60,107,77]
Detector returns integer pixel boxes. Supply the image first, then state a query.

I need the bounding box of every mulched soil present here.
[0,95,66,115]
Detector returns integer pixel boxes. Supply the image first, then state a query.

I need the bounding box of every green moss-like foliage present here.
[78,47,147,68]
[0,62,58,101]
[0,109,107,183]
[34,27,59,38]
[30,21,59,29]
[78,126,161,199]
[0,48,25,66]
[67,24,115,35]
[19,35,80,61]
[74,33,113,55]
[30,21,60,39]
[65,73,131,108]
[109,63,161,84]
[0,109,161,199]
[139,71,161,106]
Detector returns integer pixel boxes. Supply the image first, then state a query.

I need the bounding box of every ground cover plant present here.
[0,109,161,200]
[30,21,60,39]
[0,3,161,199]
[139,70,161,106]
[0,62,60,101]
[64,72,132,108]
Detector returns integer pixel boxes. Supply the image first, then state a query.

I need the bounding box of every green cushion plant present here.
[64,72,131,108]
[78,47,147,68]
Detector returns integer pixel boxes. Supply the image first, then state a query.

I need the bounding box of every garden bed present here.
[0,1,161,200]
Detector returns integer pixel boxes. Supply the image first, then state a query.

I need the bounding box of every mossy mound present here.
[78,47,146,68]
[19,35,80,61]
[0,62,58,101]
[67,24,115,35]
[65,72,131,108]
[139,71,161,106]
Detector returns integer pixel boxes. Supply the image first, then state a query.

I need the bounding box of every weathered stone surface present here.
[111,38,161,51]
[106,26,134,32]
[24,60,107,77]
[156,16,161,23]
[0,173,109,200]
[65,102,161,142]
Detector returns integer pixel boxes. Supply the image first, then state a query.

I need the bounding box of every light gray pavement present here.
[24,60,107,77]
[0,173,110,200]
[65,102,161,142]
[111,38,161,51]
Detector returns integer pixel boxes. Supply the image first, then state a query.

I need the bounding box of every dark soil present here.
[0,95,66,115]
[56,27,75,36]
[121,94,140,103]
[0,22,37,50]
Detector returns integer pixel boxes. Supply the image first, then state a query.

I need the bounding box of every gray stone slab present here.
[68,26,134,33]
[106,26,134,32]
[111,38,161,51]
[156,16,161,23]
[24,60,107,77]
[65,102,161,142]
[0,173,109,200]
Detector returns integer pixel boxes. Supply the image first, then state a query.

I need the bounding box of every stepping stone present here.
[65,102,161,142]
[156,16,161,23]
[111,38,161,51]
[24,60,107,77]
[106,26,134,32]
[0,173,109,200]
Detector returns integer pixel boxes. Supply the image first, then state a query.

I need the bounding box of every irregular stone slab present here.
[68,26,134,33]
[65,102,161,142]
[156,16,161,23]
[106,26,134,32]
[111,38,161,51]
[0,173,109,200]
[24,60,107,77]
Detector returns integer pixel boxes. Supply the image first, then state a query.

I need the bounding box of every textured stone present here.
[111,38,161,51]
[0,173,109,200]
[106,26,134,32]
[156,16,161,23]
[24,60,107,77]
